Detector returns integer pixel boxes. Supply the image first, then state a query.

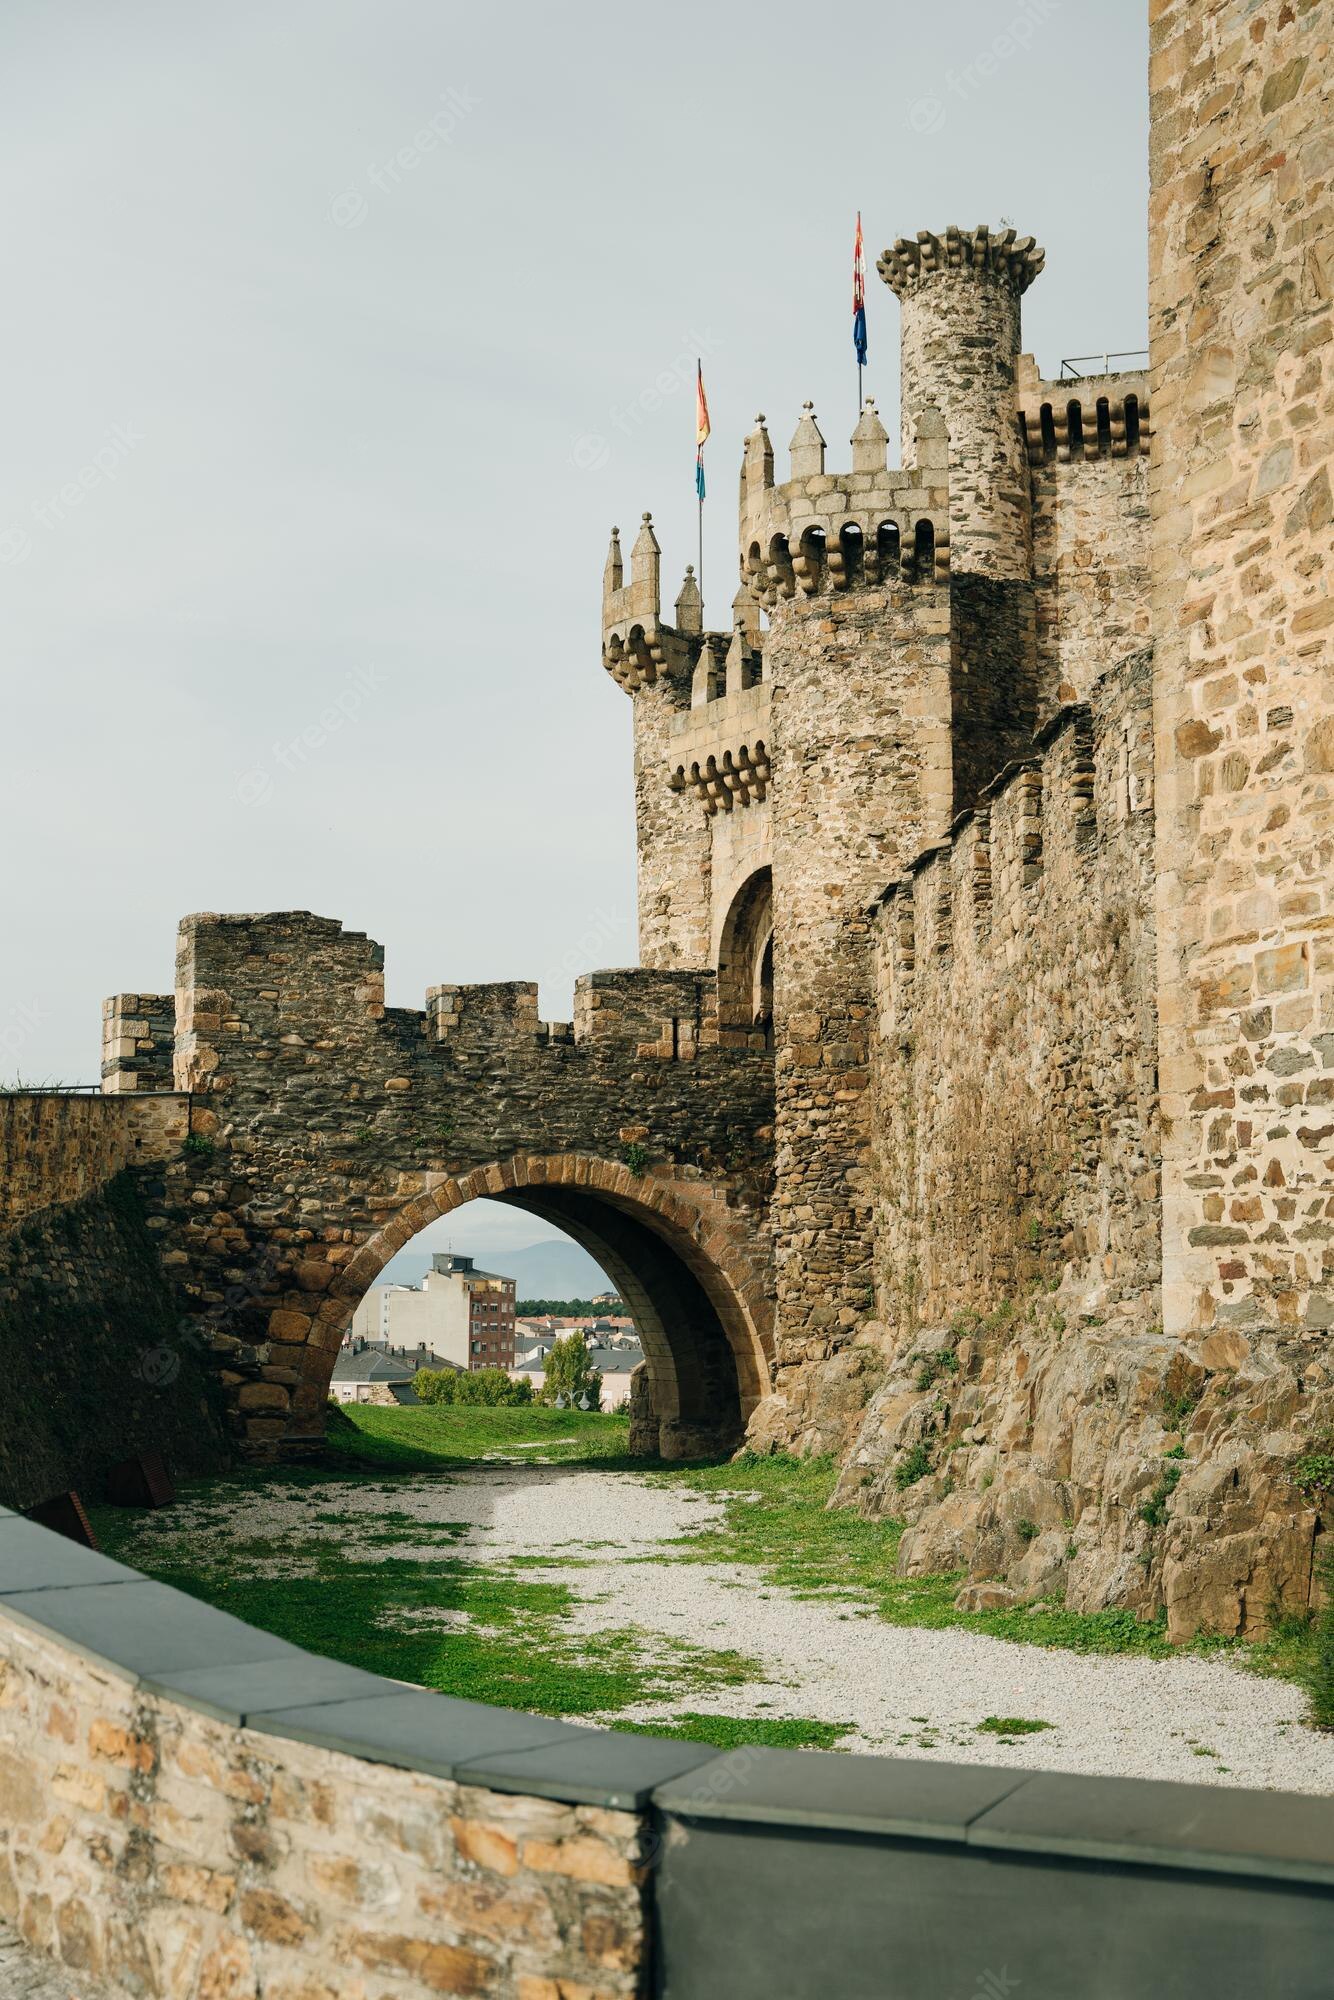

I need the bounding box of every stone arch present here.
[716,867,774,1049]
[302,1152,773,1460]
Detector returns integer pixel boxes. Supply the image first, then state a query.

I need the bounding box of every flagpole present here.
[697,356,704,620]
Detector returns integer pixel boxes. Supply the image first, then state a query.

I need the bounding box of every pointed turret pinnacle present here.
[630,512,661,619]
[789,401,826,480]
[603,525,623,598]
[743,415,774,495]
[850,397,888,474]
[675,562,703,636]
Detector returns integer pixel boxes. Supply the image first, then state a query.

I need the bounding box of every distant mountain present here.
[376,1237,613,1300]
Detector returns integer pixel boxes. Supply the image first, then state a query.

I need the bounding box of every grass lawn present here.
[89,1404,1320,1742]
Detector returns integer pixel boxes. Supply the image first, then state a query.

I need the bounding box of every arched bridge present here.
[104,912,775,1459]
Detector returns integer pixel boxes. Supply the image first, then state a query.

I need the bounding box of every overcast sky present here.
[1,0,1148,1241]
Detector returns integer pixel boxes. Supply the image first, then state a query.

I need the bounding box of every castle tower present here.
[881,225,1045,808]
[601,516,730,968]
[735,398,955,1398]
[879,224,1044,577]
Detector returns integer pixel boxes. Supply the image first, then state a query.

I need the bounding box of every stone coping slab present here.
[0,1517,141,1593]
[2,1518,1334,1887]
[456,1729,721,1809]
[1,1580,298,1681]
[140,1653,391,1725]
[965,1770,1334,1888]
[653,1747,1025,1839]
[252,1687,592,1783]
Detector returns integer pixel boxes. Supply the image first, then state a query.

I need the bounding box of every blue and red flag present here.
[695,361,710,501]
[853,212,868,367]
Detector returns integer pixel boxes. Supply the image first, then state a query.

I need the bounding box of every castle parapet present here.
[877,224,1044,297]
[740,402,950,607]
[1016,355,1151,465]
[873,656,1153,1032]
[426,982,541,1046]
[601,515,730,694]
[573,968,719,1058]
[102,993,176,1093]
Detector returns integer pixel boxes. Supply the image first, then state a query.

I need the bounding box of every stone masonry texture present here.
[0,1617,649,1999]
[1149,0,1334,1346]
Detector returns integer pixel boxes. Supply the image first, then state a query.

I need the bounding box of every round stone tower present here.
[879,224,1044,579]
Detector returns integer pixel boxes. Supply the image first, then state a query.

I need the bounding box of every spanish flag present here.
[695,360,710,502]
[853,212,868,366]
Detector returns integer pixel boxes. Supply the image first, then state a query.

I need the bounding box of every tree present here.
[516,1298,620,1317]
[538,1334,603,1411]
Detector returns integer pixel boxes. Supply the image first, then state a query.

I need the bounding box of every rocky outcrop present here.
[788,1292,1334,1642]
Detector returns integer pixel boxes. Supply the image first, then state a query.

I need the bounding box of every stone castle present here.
[2,2,1331,1650]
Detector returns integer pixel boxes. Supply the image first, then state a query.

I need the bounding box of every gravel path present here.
[159,1463,1334,1795]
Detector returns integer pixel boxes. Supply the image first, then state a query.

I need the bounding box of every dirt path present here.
[134,1462,1334,1794]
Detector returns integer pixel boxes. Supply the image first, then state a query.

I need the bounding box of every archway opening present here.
[717,867,774,1050]
[316,1156,772,1462]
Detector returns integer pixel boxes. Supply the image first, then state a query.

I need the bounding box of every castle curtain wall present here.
[1150,0,1334,1341]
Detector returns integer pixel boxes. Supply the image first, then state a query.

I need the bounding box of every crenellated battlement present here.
[877,224,1045,297]
[102,992,176,1093]
[601,514,731,695]
[1017,356,1150,465]
[739,402,951,607]
[873,650,1153,1029]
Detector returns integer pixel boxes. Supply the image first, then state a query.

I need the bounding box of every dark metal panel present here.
[652,1816,1334,2000]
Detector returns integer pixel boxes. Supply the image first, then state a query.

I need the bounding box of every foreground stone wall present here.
[1150,0,1334,1343]
[0,1617,647,1999]
[0,1094,187,1232]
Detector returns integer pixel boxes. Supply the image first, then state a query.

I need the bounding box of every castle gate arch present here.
[716,866,774,1049]
[321,1153,772,1459]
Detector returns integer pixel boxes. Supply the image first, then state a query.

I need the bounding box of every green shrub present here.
[894,1441,933,1490]
[1160,1384,1202,1429]
[1138,1462,1183,1529]
[1291,1445,1334,1504]
[415,1367,533,1407]
[1016,1518,1040,1543]
[182,1133,215,1160]
[1309,1540,1334,1731]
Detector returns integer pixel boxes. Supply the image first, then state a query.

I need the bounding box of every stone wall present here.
[1021,364,1154,720]
[0,1614,647,1999]
[0,1171,228,1511]
[808,653,1334,1642]
[0,1093,187,1232]
[101,996,176,1094]
[110,913,775,1459]
[1150,0,1334,1343]
[872,649,1159,1335]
